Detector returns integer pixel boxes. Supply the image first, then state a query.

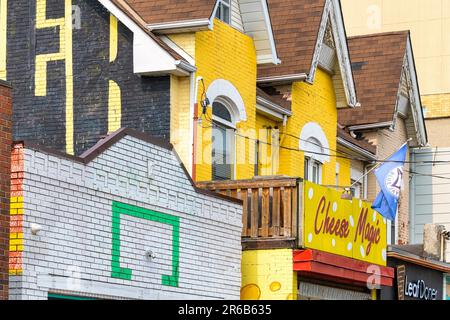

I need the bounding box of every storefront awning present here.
[294,249,395,287]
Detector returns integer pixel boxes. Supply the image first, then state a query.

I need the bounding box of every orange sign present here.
[303,181,387,266]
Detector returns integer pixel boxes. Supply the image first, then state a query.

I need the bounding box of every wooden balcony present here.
[197,176,302,249]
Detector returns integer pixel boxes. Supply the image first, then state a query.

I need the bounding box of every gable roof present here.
[258,0,326,80]
[338,31,409,127]
[123,0,216,25]
[17,128,242,205]
[110,0,185,61]
[124,0,280,65]
[99,0,195,75]
[257,0,358,107]
[339,31,428,147]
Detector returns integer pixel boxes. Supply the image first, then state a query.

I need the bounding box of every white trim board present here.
[300,122,330,163]
[146,0,280,66]
[401,36,427,147]
[206,79,247,122]
[98,0,194,76]
[308,0,358,108]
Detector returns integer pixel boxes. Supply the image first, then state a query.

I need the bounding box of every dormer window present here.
[215,0,231,24]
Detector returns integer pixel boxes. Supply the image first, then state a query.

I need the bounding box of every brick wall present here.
[194,19,257,181]
[0,80,12,300]
[364,119,410,245]
[278,68,339,186]
[9,131,243,300]
[6,0,171,155]
[422,93,450,119]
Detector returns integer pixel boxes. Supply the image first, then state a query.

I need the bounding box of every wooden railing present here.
[197,177,301,240]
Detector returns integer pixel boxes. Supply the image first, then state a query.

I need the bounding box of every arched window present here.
[300,122,330,185]
[212,98,235,181]
[304,137,323,184]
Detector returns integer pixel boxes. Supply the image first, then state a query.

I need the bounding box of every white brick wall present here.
[10,134,243,300]
[364,119,410,245]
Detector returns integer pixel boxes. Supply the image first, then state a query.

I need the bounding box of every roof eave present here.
[337,136,376,161]
[388,246,450,273]
[147,19,212,34]
[256,96,292,120]
[100,0,193,77]
[257,73,308,86]
[405,34,428,147]
[348,121,394,132]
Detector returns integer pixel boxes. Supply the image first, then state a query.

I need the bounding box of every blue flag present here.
[372,143,408,221]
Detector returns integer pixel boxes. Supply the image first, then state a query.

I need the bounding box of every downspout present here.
[189,72,196,179]
[363,164,369,200]
[192,76,203,181]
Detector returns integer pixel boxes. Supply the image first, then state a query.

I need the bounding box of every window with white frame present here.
[212,99,235,181]
[303,137,324,184]
[350,179,362,198]
[300,123,330,185]
[304,157,323,184]
[215,0,231,24]
[350,167,366,200]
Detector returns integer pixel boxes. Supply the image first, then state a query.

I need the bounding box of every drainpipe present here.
[282,115,288,127]
[188,72,195,178]
[192,76,203,181]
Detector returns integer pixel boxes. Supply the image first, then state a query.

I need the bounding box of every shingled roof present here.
[258,0,326,79]
[124,0,216,25]
[109,0,188,62]
[338,31,409,127]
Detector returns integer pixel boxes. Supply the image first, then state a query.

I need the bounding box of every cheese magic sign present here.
[303,181,388,266]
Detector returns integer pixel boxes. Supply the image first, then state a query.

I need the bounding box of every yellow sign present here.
[303,181,387,266]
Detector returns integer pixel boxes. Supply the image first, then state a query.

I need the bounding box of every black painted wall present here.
[6,0,171,155]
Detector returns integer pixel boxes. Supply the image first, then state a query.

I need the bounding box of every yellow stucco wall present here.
[255,113,279,176]
[341,0,450,118]
[241,249,297,300]
[279,69,339,185]
[170,75,192,171]
[168,33,196,60]
[336,157,351,187]
[194,19,257,181]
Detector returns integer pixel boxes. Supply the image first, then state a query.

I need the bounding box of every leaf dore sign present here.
[303,181,388,266]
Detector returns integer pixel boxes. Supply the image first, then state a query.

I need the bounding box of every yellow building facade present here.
[153,0,384,300]
[239,69,364,300]
[167,19,262,182]
[277,70,341,186]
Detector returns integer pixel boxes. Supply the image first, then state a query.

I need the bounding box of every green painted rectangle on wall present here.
[110,201,180,287]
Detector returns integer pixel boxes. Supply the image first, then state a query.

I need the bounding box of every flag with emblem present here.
[372,143,408,221]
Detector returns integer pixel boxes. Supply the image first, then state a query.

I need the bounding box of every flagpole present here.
[343,138,412,193]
